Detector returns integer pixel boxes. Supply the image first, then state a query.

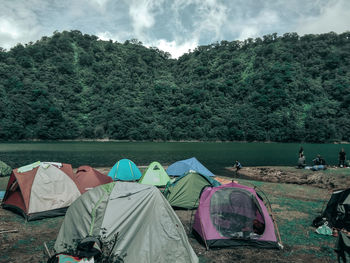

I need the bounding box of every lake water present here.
[0,142,348,176]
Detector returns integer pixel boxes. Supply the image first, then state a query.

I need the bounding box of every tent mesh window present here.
[210,188,265,239]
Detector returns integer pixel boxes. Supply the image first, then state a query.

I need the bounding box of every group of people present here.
[297,146,347,169]
[234,147,347,174]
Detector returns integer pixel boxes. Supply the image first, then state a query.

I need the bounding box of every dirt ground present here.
[227,165,350,190]
[0,166,345,262]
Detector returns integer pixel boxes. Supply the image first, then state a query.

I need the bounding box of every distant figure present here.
[298,154,306,169]
[313,154,326,165]
[299,146,304,158]
[339,148,346,167]
[234,160,242,173]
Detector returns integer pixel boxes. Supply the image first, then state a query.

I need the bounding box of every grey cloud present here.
[295,0,350,35]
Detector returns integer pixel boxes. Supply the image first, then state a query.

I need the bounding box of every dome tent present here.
[139,161,170,186]
[75,166,113,193]
[54,182,198,263]
[193,182,280,249]
[107,159,142,181]
[163,171,221,209]
[166,157,215,177]
[313,188,350,230]
[2,162,81,221]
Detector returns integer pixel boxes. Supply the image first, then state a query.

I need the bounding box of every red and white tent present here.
[2,162,82,221]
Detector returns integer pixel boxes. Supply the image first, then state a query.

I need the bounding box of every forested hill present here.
[0,30,350,142]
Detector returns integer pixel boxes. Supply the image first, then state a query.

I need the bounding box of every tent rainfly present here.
[313,188,350,230]
[75,165,113,193]
[138,161,170,186]
[166,157,215,177]
[193,182,280,249]
[163,171,221,209]
[54,182,199,263]
[107,159,142,181]
[2,162,81,221]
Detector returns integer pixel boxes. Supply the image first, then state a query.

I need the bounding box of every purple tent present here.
[192,182,280,249]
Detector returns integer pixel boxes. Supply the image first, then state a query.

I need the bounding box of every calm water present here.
[0,142,348,176]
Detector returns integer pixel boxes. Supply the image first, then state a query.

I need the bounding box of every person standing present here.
[299,146,304,158]
[339,148,346,167]
[298,153,306,168]
[234,160,242,173]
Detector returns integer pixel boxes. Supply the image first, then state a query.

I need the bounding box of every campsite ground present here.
[0,166,348,262]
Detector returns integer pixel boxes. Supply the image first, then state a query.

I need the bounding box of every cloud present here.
[170,0,228,42]
[235,9,280,40]
[0,1,45,50]
[0,0,349,58]
[152,39,198,58]
[90,0,110,9]
[238,27,259,41]
[97,31,131,43]
[192,0,228,40]
[159,0,228,57]
[295,0,350,35]
[127,0,165,39]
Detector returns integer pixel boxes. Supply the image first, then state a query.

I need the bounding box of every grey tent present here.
[54,182,198,263]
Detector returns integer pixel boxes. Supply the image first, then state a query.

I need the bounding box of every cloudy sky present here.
[1,0,349,58]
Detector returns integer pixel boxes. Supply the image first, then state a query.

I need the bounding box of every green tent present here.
[54,182,198,263]
[139,161,170,186]
[163,171,221,209]
[0,161,12,177]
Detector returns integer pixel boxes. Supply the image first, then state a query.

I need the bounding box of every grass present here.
[0,171,339,262]
[235,178,336,261]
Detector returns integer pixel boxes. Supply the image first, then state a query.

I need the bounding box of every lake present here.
[0,142,348,176]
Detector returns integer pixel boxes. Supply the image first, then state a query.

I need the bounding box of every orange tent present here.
[75,165,113,193]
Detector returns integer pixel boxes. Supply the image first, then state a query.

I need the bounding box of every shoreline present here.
[1,139,350,144]
[224,165,350,190]
[89,165,350,191]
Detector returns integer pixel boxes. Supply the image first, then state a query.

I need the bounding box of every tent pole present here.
[197,206,209,251]
[43,242,52,258]
[253,185,283,249]
[266,202,283,248]
[189,197,200,234]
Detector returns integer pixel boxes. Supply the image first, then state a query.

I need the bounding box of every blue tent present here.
[166,157,215,177]
[108,159,142,181]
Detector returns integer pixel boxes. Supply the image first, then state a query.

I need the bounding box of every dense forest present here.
[0,30,349,142]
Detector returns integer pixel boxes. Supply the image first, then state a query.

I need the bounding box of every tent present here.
[107,159,142,181]
[139,161,170,186]
[192,182,280,249]
[163,172,221,209]
[313,188,350,230]
[166,157,215,177]
[54,182,198,263]
[2,162,81,221]
[75,166,113,193]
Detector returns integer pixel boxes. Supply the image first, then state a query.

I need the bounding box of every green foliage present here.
[0,161,11,177]
[1,30,350,142]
